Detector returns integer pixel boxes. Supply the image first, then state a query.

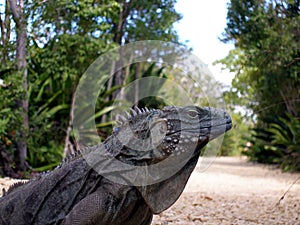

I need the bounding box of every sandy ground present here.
[152,157,300,225]
[1,157,299,224]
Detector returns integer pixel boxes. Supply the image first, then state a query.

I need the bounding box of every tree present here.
[219,0,300,170]
[107,0,182,98]
[0,0,184,175]
[8,0,28,170]
[27,0,121,159]
[222,0,300,118]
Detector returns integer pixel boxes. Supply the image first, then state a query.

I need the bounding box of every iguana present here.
[0,105,232,225]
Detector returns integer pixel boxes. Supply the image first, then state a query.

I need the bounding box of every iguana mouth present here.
[166,113,232,136]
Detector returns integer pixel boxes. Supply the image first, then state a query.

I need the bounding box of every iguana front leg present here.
[62,184,153,225]
[62,191,108,225]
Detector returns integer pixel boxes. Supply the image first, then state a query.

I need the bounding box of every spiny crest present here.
[116,106,155,125]
[56,149,83,169]
[3,180,28,196]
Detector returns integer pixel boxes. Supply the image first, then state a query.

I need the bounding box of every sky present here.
[174,0,235,86]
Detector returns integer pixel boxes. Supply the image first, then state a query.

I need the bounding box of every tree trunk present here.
[9,0,28,171]
[63,90,76,157]
[134,63,140,106]
[0,0,12,66]
[111,0,132,99]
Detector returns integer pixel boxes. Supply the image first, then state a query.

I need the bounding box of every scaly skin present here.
[0,106,232,225]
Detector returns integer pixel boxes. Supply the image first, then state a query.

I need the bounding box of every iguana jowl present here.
[0,106,232,225]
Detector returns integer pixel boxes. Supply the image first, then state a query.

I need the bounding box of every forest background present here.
[0,0,299,177]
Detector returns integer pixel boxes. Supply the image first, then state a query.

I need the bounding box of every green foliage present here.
[27,141,64,172]
[0,69,29,176]
[127,62,168,109]
[125,0,181,42]
[243,128,284,164]
[243,114,300,171]
[1,0,183,175]
[219,0,300,170]
[222,0,300,118]
[0,70,24,149]
[266,114,300,171]
[219,111,251,156]
[23,1,120,169]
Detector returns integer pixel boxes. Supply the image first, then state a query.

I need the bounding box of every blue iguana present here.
[0,105,232,225]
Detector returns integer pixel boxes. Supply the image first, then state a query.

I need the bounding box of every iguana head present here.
[114,105,232,165]
[109,105,232,213]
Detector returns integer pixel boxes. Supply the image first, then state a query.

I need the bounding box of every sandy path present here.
[152,157,300,225]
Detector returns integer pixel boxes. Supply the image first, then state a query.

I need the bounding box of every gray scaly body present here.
[0,106,232,225]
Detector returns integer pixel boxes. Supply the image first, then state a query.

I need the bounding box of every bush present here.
[244,114,300,172]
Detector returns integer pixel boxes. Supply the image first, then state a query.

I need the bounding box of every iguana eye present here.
[187,110,198,118]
